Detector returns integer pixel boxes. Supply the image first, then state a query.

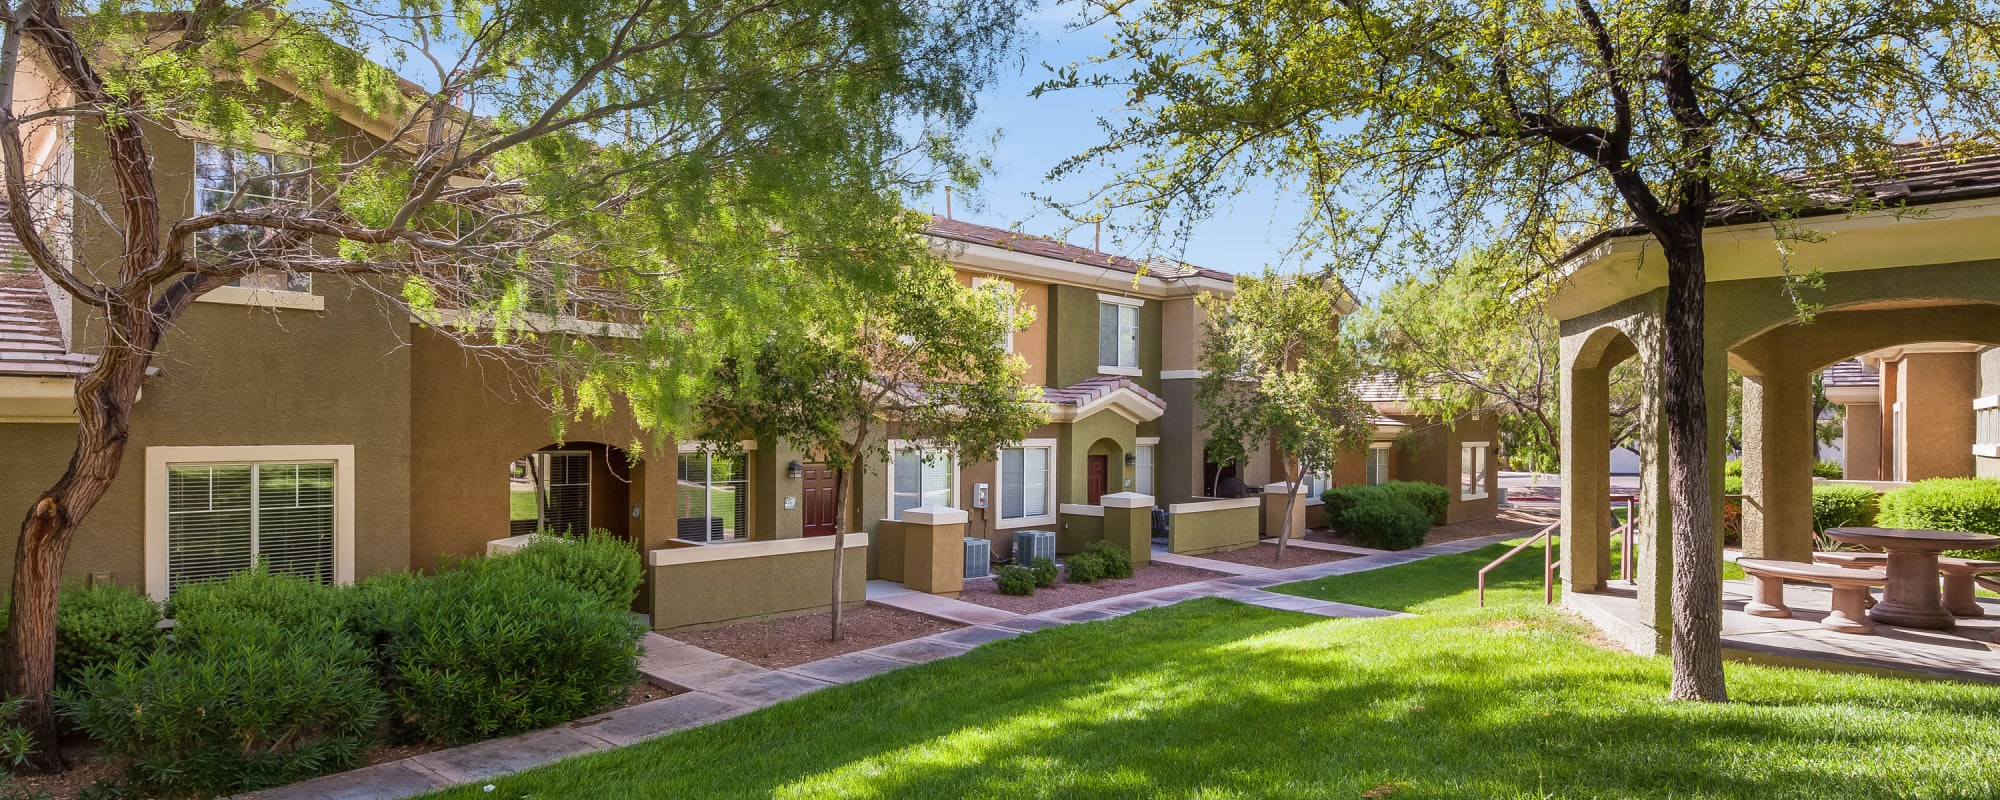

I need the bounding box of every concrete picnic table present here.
[1825,527,2000,630]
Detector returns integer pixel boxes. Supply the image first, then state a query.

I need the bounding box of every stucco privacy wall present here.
[1166,498,1260,554]
[650,536,868,631]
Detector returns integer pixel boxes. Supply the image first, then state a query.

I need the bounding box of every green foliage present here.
[1813,460,1845,480]
[52,584,161,689]
[60,618,383,798]
[1320,486,1371,520]
[380,566,642,744]
[1812,485,1879,534]
[1028,557,1059,589]
[498,530,645,609]
[1336,493,1432,551]
[995,566,1038,596]
[0,697,33,774]
[165,565,357,643]
[1064,552,1108,584]
[1877,478,2000,559]
[1376,481,1451,522]
[1081,541,1134,580]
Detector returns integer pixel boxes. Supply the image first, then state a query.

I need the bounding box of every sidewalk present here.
[240,531,1523,800]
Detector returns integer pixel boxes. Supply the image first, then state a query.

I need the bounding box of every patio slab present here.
[411,727,609,784]
[784,652,911,684]
[570,692,749,746]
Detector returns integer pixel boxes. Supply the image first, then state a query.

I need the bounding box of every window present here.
[890,448,954,519]
[1098,298,1140,371]
[1460,442,1489,500]
[514,451,590,534]
[1978,396,2000,457]
[1366,444,1391,486]
[976,277,1016,353]
[194,142,312,292]
[1300,470,1330,497]
[147,445,354,600]
[677,450,748,542]
[998,443,1055,526]
[1133,443,1156,496]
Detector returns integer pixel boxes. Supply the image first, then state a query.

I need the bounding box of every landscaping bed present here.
[1191,542,1356,569]
[958,562,1226,614]
[1310,507,1559,549]
[673,606,962,669]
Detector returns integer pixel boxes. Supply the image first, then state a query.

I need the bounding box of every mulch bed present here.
[958,562,1228,615]
[674,606,961,670]
[1191,543,1358,569]
[1309,508,1561,549]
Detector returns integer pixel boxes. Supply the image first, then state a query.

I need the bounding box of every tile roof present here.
[1039,375,1167,410]
[0,226,93,378]
[1820,359,1879,388]
[926,217,1234,283]
[1354,373,1405,403]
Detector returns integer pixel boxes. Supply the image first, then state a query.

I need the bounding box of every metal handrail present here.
[1476,496,1639,607]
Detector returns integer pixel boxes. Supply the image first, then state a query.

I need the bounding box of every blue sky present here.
[913,6,1312,277]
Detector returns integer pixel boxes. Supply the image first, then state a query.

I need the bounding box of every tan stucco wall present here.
[1841,402,1883,481]
[1897,351,1978,481]
[650,544,868,632]
[1166,503,1260,554]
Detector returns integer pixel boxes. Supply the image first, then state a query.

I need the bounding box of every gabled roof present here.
[0,228,93,377]
[1040,375,1167,424]
[927,217,1234,283]
[1354,374,1405,403]
[1820,359,1879,388]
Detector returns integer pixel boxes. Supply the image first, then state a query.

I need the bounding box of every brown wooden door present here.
[801,462,838,537]
[1087,455,1109,505]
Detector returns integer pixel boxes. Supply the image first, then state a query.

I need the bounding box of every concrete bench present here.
[1738,558,1887,634]
[1816,551,1999,617]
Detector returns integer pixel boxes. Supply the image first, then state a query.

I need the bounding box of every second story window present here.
[1098,298,1140,371]
[194,143,312,293]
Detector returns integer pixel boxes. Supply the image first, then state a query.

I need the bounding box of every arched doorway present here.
[507,443,633,538]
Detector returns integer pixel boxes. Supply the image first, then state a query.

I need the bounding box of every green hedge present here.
[1336,493,1432,550]
[1877,478,2000,559]
[1322,481,1450,525]
[1812,460,1844,480]
[1811,485,1878,534]
[498,530,645,608]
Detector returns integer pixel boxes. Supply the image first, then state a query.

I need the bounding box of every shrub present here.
[1028,557,1058,589]
[380,565,642,744]
[53,584,161,688]
[1321,485,1372,519]
[61,618,384,798]
[0,697,33,774]
[1336,493,1431,551]
[1082,540,1133,580]
[1812,460,1845,480]
[1064,551,1107,583]
[996,566,1038,596]
[165,564,348,640]
[1877,477,2000,559]
[1812,484,1879,533]
[1377,481,1451,520]
[1724,459,1744,495]
[493,530,644,609]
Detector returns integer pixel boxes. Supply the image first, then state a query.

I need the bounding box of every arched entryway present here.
[507,442,633,539]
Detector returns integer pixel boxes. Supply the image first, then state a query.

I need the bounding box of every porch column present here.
[1559,337,1614,596]
[900,506,967,597]
[1101,492,1154,567]
[1629,349,1675,652]
[1741,369,1815,562]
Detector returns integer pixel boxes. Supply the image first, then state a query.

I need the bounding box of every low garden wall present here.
[650,534,868,632]
[1167,497,1261,554]
[1058,504,1105,553]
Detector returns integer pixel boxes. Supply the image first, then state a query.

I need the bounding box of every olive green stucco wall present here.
[1045,285,1162,393]
[1166,503,1259,554]
[651,545,868,632]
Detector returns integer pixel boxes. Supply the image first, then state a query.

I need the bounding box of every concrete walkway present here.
[241,531,1521,800]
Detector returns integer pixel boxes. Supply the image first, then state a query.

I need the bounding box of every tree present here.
[1195,271,1374,563]
[700,260,1044,641]
[1352,253,1642,474]
[1048,0,2000,701]
[0,0,1022,766]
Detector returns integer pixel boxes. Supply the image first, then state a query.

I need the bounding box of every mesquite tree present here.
[1047,0,2000,701]
[700,262,1044,641]
[0,0,1020,766]
[1194,271,1373,563]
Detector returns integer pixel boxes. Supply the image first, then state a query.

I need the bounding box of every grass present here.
[1272,536,1744,613]
[425,598,2000,800]
[507,488,537,522]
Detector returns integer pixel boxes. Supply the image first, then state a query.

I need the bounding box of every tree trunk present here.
[1275,468,1303,564]
[1660,232,1727,702]
[827,460,852,643]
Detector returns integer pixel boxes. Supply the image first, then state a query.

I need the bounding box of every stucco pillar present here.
[1630,351,1675,653]
[1100,492,1153,567]
[1841,402,1882,481]
[1741,370,1815,562]
[1559,340,1613,596]
[899,507,966,597]
[1260,482,1309,540]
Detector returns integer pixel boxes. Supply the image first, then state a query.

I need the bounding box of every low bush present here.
[1064,551,1108,584]
[61,618,384,798]
[996,565,1038,596]
[380,565,642,744]
[1082,541,1133,580]
[1877,477,2000,558]
[1028,557,1058,589]
[53,584,161,688]
[1336,493,1431,551]
[0,697,33,774]
[1321,485,1372,519]
[494,530,644,609]
[165,565,351,641]
[1725,459,1744,495]
[1377,481,1451,520]
[1812,460,1845,480]
[1812,484,1879,533]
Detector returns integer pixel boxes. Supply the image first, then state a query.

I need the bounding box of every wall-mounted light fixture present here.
[787,460,804,479]
[1124,453,1137,466]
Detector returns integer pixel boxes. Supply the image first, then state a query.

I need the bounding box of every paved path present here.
[240,531,1521,800]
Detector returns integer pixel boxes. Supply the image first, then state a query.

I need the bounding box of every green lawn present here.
[1273,536,1744,613]
[427,597,2000,799]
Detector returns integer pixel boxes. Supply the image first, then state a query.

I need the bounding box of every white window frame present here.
[1097,294,1143,376]
[887,442,960,519]
[145,445,355,601]
[995,438,1059,530]
[1460,441,1490,500]
[1133,437,1159,496]
[1300,469,1331,503]
[1976,395,2000,458]
[974,277,1017,354]
[676,442,755,543]
[1366,443,1392,486]
[189,142,320,303]
[519,450,592,534]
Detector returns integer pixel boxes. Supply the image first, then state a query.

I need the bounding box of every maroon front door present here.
[801,462,838,537]
[1087,455,1109,505]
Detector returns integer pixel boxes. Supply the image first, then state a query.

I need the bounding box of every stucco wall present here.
[1046,285,1162,393]
[1166,500,1260,554]
[1898,351,1978,481]
[1982,348,2000,479]
[650,541,868,631]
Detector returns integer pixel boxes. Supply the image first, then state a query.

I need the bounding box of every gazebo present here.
[1551,144,2000,655]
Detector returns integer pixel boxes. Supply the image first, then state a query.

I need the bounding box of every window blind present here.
[1134,445,1155,496]
[166,462,333,595]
